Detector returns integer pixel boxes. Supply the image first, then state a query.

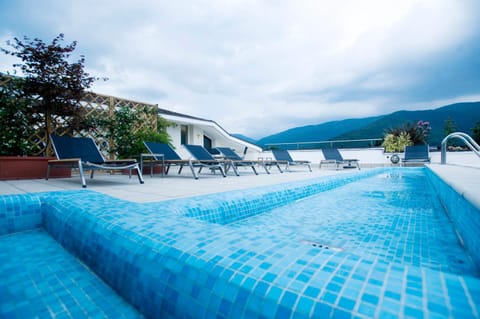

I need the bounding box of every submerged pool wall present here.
[1,168,480,318]
[0,194,42,236]
[427,168,480,270]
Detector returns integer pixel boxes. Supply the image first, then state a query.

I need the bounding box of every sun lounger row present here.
[46,135,313,187]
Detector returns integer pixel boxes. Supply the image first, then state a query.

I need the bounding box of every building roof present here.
[157,106,262,150]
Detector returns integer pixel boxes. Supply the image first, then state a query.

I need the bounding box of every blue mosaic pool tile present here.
[427,168,480,269]
[0,193,42,235]
[0,229,142,318]
[2,167,480,318]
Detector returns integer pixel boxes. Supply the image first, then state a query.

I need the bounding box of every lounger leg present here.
[230,162,239,176]
[78,160,87,188]
[262,163,271,174]
[307,164,312,172]
[276,163,283,173]
[178,165,183,174]
[219,166,226,177]
[135,164,144,184]
[90,170,95,179]
[251,165,258,175]
[46,164,51,180]
[188,161,198,179]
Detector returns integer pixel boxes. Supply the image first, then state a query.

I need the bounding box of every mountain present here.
[253,102,480,148]
[334,102,480,146]
[231,133,258,145]
[257,116,383,146]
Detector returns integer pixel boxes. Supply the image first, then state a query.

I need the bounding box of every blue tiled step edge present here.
[0,229,143,318]
[38,170,480,319]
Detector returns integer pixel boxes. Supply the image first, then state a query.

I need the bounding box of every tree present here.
[1,34,100,155]
[444,116,456,136]
[443,116,457,147]
[472,121,480,144]
[0,76,34,155]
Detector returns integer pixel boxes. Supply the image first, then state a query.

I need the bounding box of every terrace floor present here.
[0,164,479,208]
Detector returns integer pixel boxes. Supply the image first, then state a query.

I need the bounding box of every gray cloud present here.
[1,0,480,139]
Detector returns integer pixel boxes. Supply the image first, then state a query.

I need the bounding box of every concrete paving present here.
[0,164,479,209]
[0,167,353,202]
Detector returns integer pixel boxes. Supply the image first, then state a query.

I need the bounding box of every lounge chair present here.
[47,135,144,188]
[320,148,360,170]
[402,145,431,166]
[144,142,225,179]
[271,149,312,172]
[216,147,283,174]
[183,144,229,177]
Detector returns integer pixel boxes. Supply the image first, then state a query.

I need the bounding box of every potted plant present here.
[382,120,431,165]
[0,34,100,179]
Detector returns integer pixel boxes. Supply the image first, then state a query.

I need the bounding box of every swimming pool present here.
[1,167,479,318]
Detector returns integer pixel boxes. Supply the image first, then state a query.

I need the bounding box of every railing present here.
[264,138,383,150]
[441,132,480,164]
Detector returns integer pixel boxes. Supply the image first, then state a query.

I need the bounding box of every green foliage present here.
[444,116,456,136]
[90,106,172,159]
[472,121,480,144]
[382,132,413,152]
[1,34,101,154]
[0,77,34,155]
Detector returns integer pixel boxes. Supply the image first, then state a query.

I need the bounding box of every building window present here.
[181,125,188,145]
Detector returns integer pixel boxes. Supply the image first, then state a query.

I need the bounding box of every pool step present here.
[0,230,143,318]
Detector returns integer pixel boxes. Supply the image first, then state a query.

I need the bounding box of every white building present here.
[158,107,262,159]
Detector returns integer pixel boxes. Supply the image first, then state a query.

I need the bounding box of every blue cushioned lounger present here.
[272,149,312,172]
[402,145,431,166]
[320,148,360,170]
[144,142,226,179]
[47,135,144,188]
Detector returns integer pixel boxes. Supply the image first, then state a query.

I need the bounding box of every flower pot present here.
[0,156,71,180]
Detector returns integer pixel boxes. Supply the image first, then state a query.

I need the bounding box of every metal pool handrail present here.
[441,132,480,164]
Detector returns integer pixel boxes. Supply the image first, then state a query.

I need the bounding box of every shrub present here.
[382,132,413,152]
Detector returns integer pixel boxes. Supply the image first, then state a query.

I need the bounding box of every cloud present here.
[1,0,480,138]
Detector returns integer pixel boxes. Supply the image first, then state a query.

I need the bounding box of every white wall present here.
[249,148,480,169]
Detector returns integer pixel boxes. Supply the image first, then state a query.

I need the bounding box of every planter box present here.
[0,156,71,180]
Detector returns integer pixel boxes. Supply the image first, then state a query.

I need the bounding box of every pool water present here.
[229,169,478,276]
[1,167,479,318]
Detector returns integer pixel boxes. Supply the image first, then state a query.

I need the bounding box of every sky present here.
[1,0,480,139]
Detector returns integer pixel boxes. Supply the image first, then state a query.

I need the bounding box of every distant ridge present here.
[249,102,480,147]
[334,102,480,146]
[231,133,258,145]
[256,116,383,146]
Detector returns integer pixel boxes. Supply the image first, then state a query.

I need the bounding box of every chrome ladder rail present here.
[441,132,480,164]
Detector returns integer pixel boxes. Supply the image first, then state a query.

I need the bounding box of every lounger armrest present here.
[141,153,164,161]
[104,159,137,164]
[48,158,81,164]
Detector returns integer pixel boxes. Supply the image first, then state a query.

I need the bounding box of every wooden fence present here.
[1,74,158,158]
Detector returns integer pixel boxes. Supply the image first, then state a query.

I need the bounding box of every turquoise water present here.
[230,169,478,276]
[1,167,479,318]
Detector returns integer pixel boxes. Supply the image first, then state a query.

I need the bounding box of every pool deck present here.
[0,164,479,207]
[0,166,353,202]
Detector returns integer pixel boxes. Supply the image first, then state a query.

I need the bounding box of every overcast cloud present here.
[1,0,480,138]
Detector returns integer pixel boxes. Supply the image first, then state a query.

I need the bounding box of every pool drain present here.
[301,240,343,252]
